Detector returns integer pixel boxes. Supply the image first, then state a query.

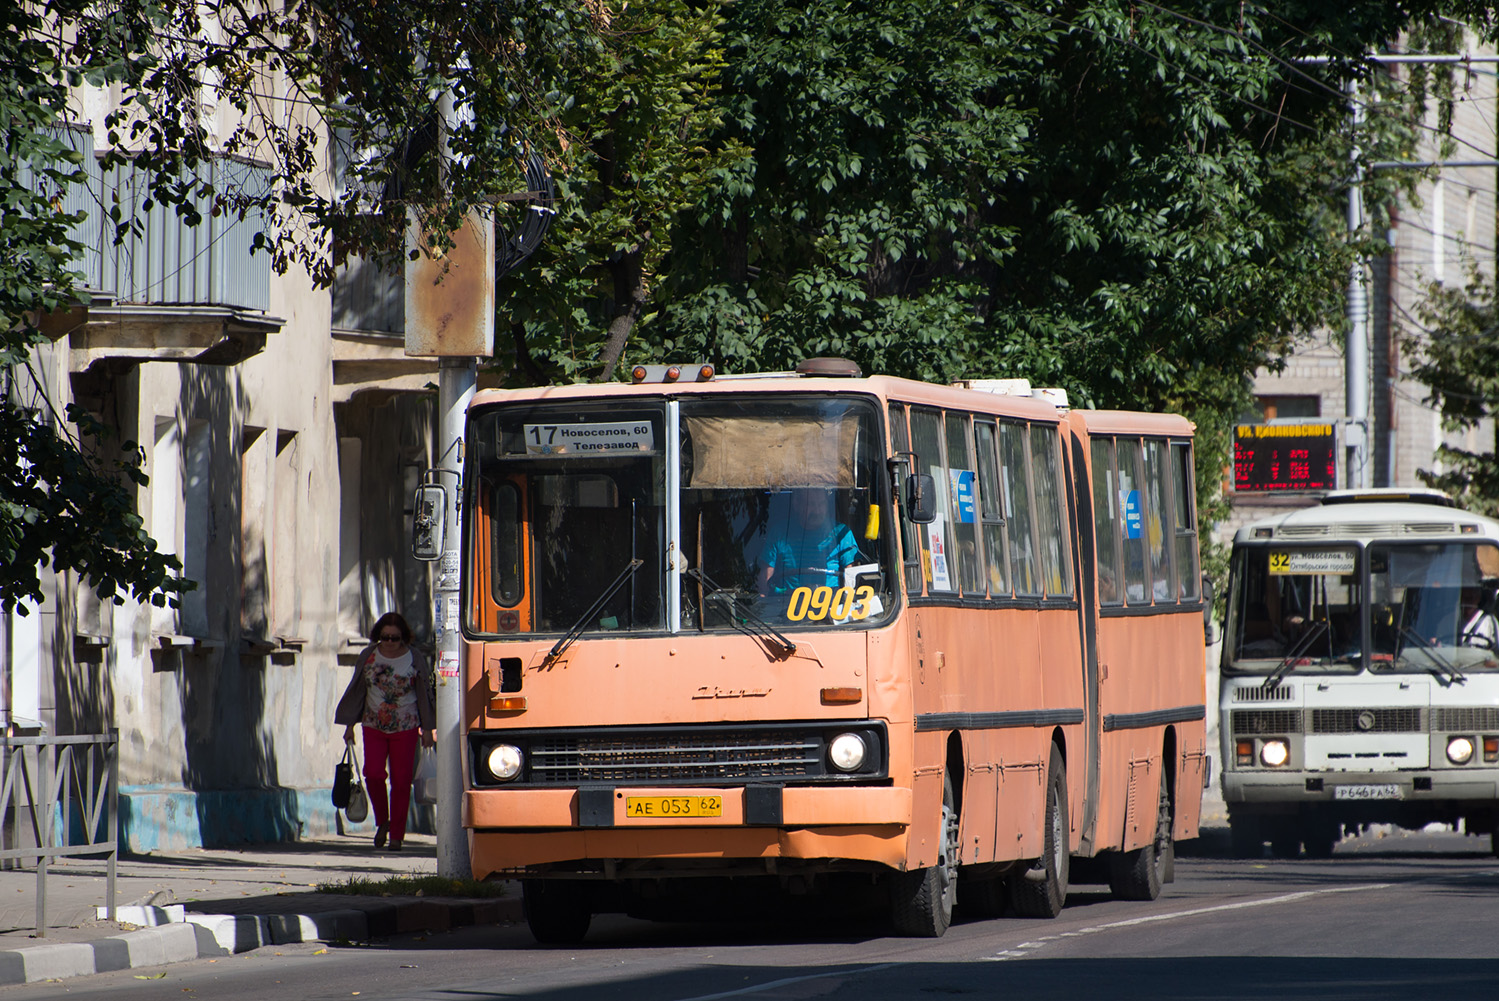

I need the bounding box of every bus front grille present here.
[1432,707,1499,732]
[529,732,824,784]
[1311,708,1422,734]
[1231,709,1303,735]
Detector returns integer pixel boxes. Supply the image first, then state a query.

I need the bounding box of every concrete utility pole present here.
[1345,77,1370,489]
[1320,52,1499,489]
[405,85,494,879]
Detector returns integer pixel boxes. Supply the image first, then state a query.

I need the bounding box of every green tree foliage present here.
[1,0,597,610]
[496,1,748,384]
[1408,275,1499,516]
[1,0,190,612]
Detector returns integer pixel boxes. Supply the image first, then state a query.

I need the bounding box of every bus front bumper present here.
[1223,769,1499,804]
[463,785,913,873]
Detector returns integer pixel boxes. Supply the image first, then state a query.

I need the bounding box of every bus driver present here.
[760,489,862,595]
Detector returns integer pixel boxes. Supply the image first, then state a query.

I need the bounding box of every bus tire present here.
[1009,744,1069,918]
[1109,764,1171,901]
[1301,821,1338,859]
[522,879,592,944]
[890,773,957,937]
[1228,813,1263,858]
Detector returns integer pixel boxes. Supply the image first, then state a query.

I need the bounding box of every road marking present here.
[668,883,1399,995]
[983,883,1392,961]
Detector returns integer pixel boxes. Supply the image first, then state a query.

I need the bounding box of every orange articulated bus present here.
[452,362,1207,942]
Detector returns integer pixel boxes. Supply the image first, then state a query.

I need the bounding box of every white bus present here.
[1220,489,1499,857]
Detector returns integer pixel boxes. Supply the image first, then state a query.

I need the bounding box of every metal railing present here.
[0,734,118,935]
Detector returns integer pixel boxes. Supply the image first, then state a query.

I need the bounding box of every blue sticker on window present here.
[1122,489,1142,540]
[951,470,976,524]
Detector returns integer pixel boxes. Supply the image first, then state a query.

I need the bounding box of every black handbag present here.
[332,742,355,809]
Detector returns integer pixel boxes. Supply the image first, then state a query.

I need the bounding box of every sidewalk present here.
[0,831,523,986]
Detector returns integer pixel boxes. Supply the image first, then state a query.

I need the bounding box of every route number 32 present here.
[787,585,876,622]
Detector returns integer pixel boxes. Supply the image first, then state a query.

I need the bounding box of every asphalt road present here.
[7,827,1497,1001]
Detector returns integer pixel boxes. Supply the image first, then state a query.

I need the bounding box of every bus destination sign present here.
[1233,423,1336,493]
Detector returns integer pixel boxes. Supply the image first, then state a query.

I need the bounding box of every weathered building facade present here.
[5,107,448,850]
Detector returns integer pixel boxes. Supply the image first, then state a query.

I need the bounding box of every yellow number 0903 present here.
[787,585,876,622]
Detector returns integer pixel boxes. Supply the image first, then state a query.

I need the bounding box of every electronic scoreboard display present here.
[1233,423,1337,492]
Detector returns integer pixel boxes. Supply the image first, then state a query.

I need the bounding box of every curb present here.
[0,897,523,986]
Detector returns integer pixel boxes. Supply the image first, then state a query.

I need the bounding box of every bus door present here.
[1068,428,1102,854]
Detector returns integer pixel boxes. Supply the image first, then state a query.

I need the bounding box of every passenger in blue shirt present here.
[760,489,862,594]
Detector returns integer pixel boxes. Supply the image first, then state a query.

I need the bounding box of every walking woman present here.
[334,612,436,851]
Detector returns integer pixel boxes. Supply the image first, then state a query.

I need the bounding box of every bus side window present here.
[1118,439,1149,604]
[1143,439,1174,603]
[1171,441,1200,599]
[889,403,924,595]
[912,409,956,592]
[999,422,1040,597]
[945,412,983,595]
[975,421,1009,597]
[1031,425,1073,598]
[1090,438,1122,605]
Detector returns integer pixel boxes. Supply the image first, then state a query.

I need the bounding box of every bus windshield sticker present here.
[1268,549,1355,575]
[951,469,976,524]
[1121,489,1142,539]
[524,422,655,456]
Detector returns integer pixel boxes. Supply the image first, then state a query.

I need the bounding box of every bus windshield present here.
[680,396,894,630]
[1369,542,1499,675]
[465,395,895,638]
[1224,546,1361,675]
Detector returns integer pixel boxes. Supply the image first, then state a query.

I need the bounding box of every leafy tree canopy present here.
[1,0,598,610]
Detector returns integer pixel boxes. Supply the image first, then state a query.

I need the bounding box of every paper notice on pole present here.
[437,651,460,679]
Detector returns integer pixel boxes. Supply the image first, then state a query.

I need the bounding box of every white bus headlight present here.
[1259,739,1290,768]
[829,733,868,772]
[1447,736,1476,765]
[486,744,524,781]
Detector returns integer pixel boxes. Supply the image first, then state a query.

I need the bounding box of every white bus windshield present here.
[1225,546,1361,675]
[1370,542,1499,675]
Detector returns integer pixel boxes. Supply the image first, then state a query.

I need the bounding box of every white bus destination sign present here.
[1268,549,1356,575]
[524,422,656,456]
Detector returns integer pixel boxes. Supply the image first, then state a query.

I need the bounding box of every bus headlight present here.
[486,744,524,781]
[1447,736,1476,765]
[828,733,868,772]
[1259,739,1290,768]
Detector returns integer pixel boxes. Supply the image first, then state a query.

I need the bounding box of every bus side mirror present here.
[904,474,936,525]
[412,484,447,561]
[1201,573,1217,644]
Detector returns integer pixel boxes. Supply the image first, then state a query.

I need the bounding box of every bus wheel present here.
[1301,821,1338,859]
[1009,744,1069,918]
[1228,813,1264,858]
[1109,764,1171,901]
[522,879,592,944]
[890,773,958,937]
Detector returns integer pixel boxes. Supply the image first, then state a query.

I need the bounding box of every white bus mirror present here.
[412,484,447,561]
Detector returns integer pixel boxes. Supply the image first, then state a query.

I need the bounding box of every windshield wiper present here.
[1395,625,1467,685]
[543,558,644,667]
[683,567,797,659]
[1265,620,1330,689]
